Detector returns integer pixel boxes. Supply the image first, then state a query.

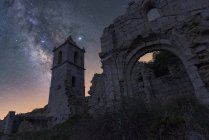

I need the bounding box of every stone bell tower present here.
[48,36,85,124]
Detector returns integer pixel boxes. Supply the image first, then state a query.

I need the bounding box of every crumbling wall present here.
[1,107,51,135]
[192,46,209,90]
[100,0,209,52]
[151,73,195,101]
[3,111,15,135]
[131,61,195,104]
[88,74,106,115]
[97,0,209,109]
[0,120,3,133]
[14,116,50,133]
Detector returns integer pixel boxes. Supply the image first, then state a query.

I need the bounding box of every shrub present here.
[9,95,209,140]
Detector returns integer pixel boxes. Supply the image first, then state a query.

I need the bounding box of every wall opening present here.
[131,50,195,102]
[74,52,79,64]
[147,8,161,21]
[72,76,76,87]
[138,51,180,77]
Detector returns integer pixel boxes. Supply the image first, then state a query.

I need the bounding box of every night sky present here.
[0,0,132,119]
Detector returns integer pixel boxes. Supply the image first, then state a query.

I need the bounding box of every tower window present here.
[74,52,79,64]
[147,8,161,21]
[58,51,62,64]
[72,76,76,87]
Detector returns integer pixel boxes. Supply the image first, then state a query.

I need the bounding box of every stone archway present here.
[88,0,209,115]
[125,39,209,104]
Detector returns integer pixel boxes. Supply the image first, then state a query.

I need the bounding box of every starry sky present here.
[0,0,133,119]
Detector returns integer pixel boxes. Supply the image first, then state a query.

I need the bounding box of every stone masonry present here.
[132,61,195,104]
[88,0,209,115]
[0,36,86,135]
[48,36,85,125]
[2,111,15,135]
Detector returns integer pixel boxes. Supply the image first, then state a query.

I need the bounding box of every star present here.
[41,40,46,43]
[77,36,83,41]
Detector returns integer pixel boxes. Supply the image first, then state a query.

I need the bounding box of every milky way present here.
[0,0,130,119]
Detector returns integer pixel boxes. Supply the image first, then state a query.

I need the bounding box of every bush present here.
[146,51,180,77]
[9,96,209,140]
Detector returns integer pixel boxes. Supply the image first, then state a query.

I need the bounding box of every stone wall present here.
[96,0,209,110]
[88,74,106,115]
[192,46,209,89]
[13,107,50,133]
[0,107,51,135]
[0,120,3,133]
[131,61,195,103]
[2,111,15,135]
[101,0,209,52]
[13,115,50,133]
[151,72,195,101]
[88,57,196,115]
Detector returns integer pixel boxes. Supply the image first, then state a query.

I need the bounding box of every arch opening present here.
[127,49,196,104]
[139,51,181,78]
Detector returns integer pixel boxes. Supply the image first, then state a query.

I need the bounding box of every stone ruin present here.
[47,36,86,125]
[0,107,49,135]
[0,36,86,135]
[1,0,209,137]
[88,0,209,115]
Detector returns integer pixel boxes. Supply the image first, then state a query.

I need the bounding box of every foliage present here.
[146,51,180,77]
[9,96,209,140]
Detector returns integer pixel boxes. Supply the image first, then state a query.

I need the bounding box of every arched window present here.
[58,51,62,65]
[74,52,79,64]
[147,8,161,21]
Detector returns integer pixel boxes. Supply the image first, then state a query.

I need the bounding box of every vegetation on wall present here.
[146,51,180,77]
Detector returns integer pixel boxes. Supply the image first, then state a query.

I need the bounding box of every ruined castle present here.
[1,0,209,136]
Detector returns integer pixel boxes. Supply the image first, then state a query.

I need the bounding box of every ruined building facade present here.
[88,0,209,114]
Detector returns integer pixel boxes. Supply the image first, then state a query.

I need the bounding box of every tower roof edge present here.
[53,35,85,53]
